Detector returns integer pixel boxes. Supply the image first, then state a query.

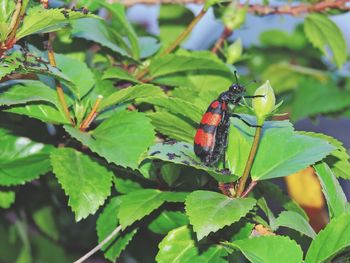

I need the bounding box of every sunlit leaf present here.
[305,213,350,263]
[185,190,256,240]
[0,129,52,186]
[16,7,97,39]
[65,111,155,169]
[225,235,303,263]
[118,189,188,228]
[50,148,113,221]
[304,13,347,68]
[156,226,227,263]
[314,162,350,218]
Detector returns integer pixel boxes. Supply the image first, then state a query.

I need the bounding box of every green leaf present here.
[304,13,347,68]
[0,51,22,80]
[262,62,326,93]
[252,127,334,180]
[2,49,73,85]
[161,191,189,203]
[297,131,350,179]
[114,177,143,194]
[137,96,203,124]
[275,211,316,239]
[0,0,15,25]
[313,162,350,218]
[161,163,181,186]
[99,84,163,111]
[50,148,113,221]
[65,111,155,169]
[0,129,52,186]
[139,36,160,59]
[32,207,59,241]
[55,54,95,99]
[148,54,231,79]
[2,79,72,124]
[71,18,132,58]
[16,7,97,39]
[148,112,196,143]
[149,211,189,235]
[159,5,194,48]
[6,103,68,124]
[118,189,187,229]
[185,190,256,240]
[291,79,350,121]
[0,191,15,209]
[305,213,350,263]
[227,116,335,180]
[147,141,237,183]
[156,226,227,263]
[0,80,59,106]
[226,235,303,263]
[102,67,140,83]
[257,197,276,229]
[100,2,140,59]
[96,197,138,261]
[231,222,255,241]
[260,29,307,50]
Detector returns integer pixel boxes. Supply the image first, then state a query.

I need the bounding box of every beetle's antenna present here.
[234,71,239,84]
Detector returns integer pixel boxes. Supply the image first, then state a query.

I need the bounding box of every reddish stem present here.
[211,27,233,54]
[241,181,257,198]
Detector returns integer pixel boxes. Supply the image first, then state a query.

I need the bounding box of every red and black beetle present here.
[194,76,261,167]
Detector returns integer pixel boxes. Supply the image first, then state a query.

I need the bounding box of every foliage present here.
[0,0,350,262]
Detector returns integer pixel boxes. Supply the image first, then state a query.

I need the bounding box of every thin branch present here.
[119,0,350,16]
[235,126,262,197]
[4,0,26,51]
[74,225,122,263]
[161,7,207,56]
[46,33,75,126]
[80,95,103,131]
[211,27,232,54]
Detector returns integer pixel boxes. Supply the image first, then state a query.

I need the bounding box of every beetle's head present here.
[228,83,245,94]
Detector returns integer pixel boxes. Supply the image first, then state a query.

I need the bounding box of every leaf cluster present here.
[0,1,350,262]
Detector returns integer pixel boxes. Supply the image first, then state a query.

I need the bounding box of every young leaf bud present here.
[252,80,276,123]
[226,38,243,64]
[222,5,248,30]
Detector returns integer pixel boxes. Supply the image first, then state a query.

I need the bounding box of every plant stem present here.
[160,7,206,56]
[4,0,26,51]
[235,125,262,197]
[73,225,122,263]
[241,180,257,198]
[46,33,75,126]
[211,27,232,54]
[80,95,103,131]
[136,7,207,81]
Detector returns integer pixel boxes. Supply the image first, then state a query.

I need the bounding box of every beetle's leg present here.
[219,151,230,174]
[231,114,262,128]
[242,95,265,99]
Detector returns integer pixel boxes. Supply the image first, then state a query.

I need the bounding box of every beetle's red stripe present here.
[194,129,214,147]
[211,101,220,108]
[201,112,221,126]
[222,102,227,110]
